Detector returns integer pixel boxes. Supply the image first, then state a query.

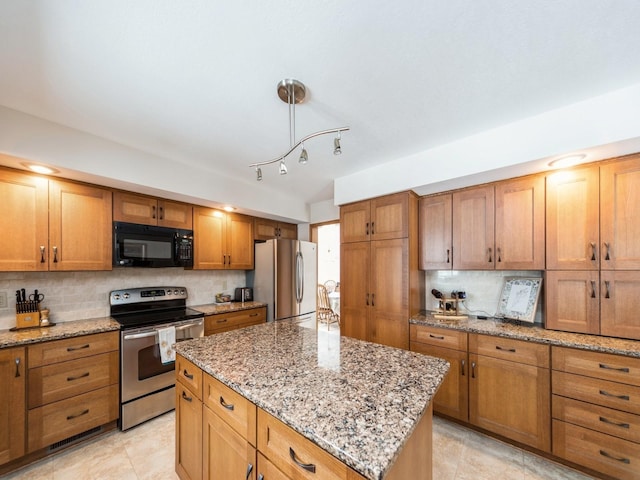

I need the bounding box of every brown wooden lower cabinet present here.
[552,346,640,479]
[410,325,468,422]
[0,347,25,466]
[204,306,266,336]
[178,354,433,480]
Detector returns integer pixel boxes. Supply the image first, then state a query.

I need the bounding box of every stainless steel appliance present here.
[249,239,317,322]
[110,286,203,430]
[113,222,194,268]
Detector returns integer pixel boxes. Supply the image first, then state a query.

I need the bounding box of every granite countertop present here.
[191,301,267,315]
[175,320,449,480]
[0,317,120,349]
[411,311,640,358]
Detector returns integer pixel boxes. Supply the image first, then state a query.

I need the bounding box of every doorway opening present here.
[311,221,340,332]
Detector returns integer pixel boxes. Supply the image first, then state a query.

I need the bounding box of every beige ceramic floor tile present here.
[523,451,597,480]
[454,428,526,480]
[2,457,53,480]
[433,416,469,480]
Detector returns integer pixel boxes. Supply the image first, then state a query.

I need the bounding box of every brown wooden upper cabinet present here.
[546,165,600,270]
[446,176,545,270]
[254,218,297,241]
[0,168,112,271]
[113,192,193,230]
[341,192,409,243]
[193,207,254,270]
[419,193,452,270]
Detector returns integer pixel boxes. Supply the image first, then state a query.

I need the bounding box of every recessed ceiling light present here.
[21,162,60,175]
[222,206,236,212]
[548,154,586,169]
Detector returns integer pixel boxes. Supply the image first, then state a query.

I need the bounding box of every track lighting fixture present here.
[299,145,308,164]
[249,78,349,180]
[333,134,342,155]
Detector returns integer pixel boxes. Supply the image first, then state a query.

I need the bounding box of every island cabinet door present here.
[175,384,202,480]
[203,406,256,480]
[468,353,551,452]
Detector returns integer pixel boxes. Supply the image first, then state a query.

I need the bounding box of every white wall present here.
[0,269,247,330]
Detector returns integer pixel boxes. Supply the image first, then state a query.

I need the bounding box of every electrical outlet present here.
[0,291,8,309]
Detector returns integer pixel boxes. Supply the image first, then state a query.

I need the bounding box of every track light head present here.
[279,161,288,175]
[256,167,262,181]
[299,146,308,164]
[333,136,342,155]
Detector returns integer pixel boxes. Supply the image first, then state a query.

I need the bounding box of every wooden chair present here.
[324,279,337,293]
[317,284,340,330]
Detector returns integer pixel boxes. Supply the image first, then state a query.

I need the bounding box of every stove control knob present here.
[179,289,185,295]
[167,290,172,296]
[123,293,130,299]
[113,294,120,300]
[175,289,180,295]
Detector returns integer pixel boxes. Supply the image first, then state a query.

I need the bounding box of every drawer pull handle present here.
[590,242,597,261]
[599,416,630,429]
[183,369,194,380]
[15,358,21,378]
[289,447,316,473]
[599,390,630,401]
[181,391,193,402]
[245,463,253,480]
[217,319,228,323]
[599,363,630,373]
[446,248,450,263]
[429,334,445,340]
[258,475,264,480]
[67,409,89,420]
[495,346,516,353]
[599,449,630,464]
[590,280,596,298]
[40,245,46,263]
[488,247,492,263]
[461,359,465,377]
[604,280,611,299]
[604,242,611,261]
[249,313,259,317]
[67,372,90,382]
[220,396,235,411]
[67,344,90,352]
[52,246,58,263]
[471,361,476,379]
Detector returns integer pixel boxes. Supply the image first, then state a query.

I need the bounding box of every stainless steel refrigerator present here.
[249,239,317,322]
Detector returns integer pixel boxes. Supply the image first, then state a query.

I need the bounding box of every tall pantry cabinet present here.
[340,191,423,350]
[546,153,640,340]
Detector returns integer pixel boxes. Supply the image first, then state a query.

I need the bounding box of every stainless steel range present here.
[110,286,204,430]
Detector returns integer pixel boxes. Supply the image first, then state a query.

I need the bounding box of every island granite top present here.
[411,311,640,358]
[175,319,449,480]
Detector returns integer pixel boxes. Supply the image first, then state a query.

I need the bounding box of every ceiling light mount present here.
[249,78,349,180]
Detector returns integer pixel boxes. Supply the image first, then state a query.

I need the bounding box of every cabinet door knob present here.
[604,280,611,299]
[461,359,465,377]
[604,242,611,261]
[446,248,450,264]
[39,245,46,263]
[590,242,597,261]
[15,358,20,378]
[487,247,492,263]
[52,246,58,263]
[590,281,596,298]
[152,205,157,219]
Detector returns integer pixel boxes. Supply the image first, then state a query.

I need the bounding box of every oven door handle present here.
[123,331,158,341]
[123,319,203,340]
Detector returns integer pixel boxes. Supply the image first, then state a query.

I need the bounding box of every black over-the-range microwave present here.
[113,222,194,268]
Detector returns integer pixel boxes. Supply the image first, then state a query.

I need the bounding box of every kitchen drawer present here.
[552,346,640,386]
[257,452,289,480]
[205,307,266,335]
[204,373,257,446]
[552,395,640,443]
[553,420,640,480]
[176,355,202,401]
[258,408,351,480]
[469,334,549,368]
[553,370,640,415]
[28,351,118,408]
[410,324,467,350]
[28,331,119,368]
[27,384,118,452]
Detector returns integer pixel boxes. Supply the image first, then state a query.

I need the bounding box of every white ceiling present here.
[1,1,640,221]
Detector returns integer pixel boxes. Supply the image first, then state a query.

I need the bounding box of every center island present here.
[174,319,449,480]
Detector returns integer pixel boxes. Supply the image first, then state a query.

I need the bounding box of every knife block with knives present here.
[14,288,43,329]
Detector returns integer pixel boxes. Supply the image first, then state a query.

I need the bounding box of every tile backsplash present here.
[0,268,247,330]
[424,270,544,325]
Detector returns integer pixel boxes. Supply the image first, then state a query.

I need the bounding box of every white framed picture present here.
[497,277,542,323]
